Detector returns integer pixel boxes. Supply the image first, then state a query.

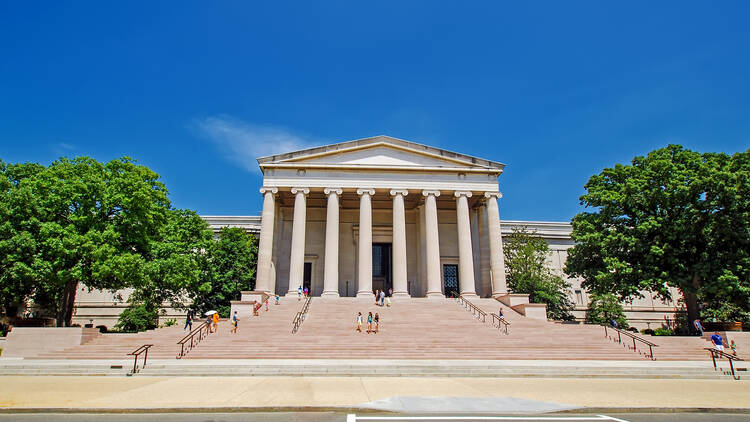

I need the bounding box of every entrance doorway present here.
[443,264,459,297]
[303,262,312,294]
[372,243,392,294]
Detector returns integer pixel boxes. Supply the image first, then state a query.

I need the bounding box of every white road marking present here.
[347,415,629,421]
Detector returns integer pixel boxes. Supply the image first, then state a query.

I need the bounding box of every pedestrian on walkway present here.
[374,313,380,333]
[212,312,219,333]
[298,285,302,301]
[275,294,280,305]
[206,315,213,333]
[711,331,725,352]
[367,312,373,333]
[231,311,238,333]
[694,319,704,336]
[356,312,363,332]
[265,298,269,311]
[304,287,309,297]
[388,288,393,297]
[184,312,192,331]
[253,301,261,316]
[386,296,391,307]
[730,339,738,356]
[374,290,380,305]
[498,306,504,320]
[379,290,385,306]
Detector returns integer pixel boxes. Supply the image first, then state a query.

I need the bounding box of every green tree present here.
[0,157,170,326]
[584,293,628,327]
[191,227,258,317]
[566,145,750,325]
[504,227,574,320]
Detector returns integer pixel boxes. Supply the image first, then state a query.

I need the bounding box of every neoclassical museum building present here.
[73,136,680,328]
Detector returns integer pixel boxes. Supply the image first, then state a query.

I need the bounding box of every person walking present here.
[275,294,280,305]
[386,296,391,307]
[374,290,380,305]
[498,306,504,321]
[304,287,309,298]
[730,339,738,356]
[694,319,704,336]
[206,315,213,333]
[379,290,385,306]
[388,288,393,297]
[265,298,269,312]
[367,312,373,333]
[184,312,193,331]
[711,331,725,352]
[212,312,219,333]
[298,285,302,301]
[356,312,363,332]
[374,313,380,334]
[231,311,238,333]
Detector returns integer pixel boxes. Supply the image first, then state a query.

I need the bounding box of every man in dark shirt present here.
[711,331,724,352]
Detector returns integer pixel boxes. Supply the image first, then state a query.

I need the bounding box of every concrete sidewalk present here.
[0,376,748,412]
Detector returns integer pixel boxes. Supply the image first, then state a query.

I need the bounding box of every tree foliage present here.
[190,227,258,317]
[566,145,750,324]
[584,293,628,328]
[504,227,575,320]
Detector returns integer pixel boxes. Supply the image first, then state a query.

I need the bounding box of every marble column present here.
[255,187,278,293]
[322,188,342,297]
[485,191,508,296]
[423,190,444,298]
[390,189,410,297]
[356,188,375,298]
[454,191,477,297]
[287,187,309,295]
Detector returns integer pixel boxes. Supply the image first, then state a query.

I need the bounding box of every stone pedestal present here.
[496,293,530,307]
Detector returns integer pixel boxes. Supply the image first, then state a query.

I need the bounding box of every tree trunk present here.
[56,280,79,327]
[683,272,701,333]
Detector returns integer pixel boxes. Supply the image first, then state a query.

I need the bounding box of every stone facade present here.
[72,135,681,329]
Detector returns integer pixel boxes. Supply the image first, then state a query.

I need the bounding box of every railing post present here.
[144,347,149,368]
[132,354,138,373]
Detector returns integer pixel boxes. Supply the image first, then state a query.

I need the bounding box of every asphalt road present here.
[0,413,749,422]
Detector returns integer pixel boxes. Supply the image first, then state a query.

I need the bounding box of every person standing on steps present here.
[304,287,309,298]
[367,312,373,333]
[694,319,704,336]
[498,306,504,321]
[298,285,302,301]
[206,314,213,333]
[212,312,219,333]
[231,311,238,333]
[379,290,385,307]
[356,312,363,332]
[184,312,192,331]
[374,313,380,333]
[386,296,391,307]
[275,294,280,305]
[388,288,393,297]
[265,298,269,312]
[374,290,380,305]
[711,331,725,352]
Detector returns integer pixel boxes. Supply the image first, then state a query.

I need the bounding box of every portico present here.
[253,135,509,298]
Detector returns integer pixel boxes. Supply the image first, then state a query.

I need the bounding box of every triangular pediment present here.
[257,135,504,171]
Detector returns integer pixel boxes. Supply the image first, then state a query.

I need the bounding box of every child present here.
[374,313,380,334]
[231,311,238,333]
[356,312,363,332]
[275,294,280,305]
[386,297,391,307]
[730,339,738,356]
[298,285,302,301]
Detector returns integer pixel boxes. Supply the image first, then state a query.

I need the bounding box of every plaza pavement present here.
[0,376,748,413]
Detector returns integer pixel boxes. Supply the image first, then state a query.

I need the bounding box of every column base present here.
[391,291,410,297]
[460,291,479,298]
[356,291,375,298]
[425,291,445,298]
[320,291,340,298]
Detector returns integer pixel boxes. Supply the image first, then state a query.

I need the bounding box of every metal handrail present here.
[292,296,312,334]
[705,348,745,380]
[456,296,486,323]
[602,324,658,360]
[128,344,153,374]
[176,321,210,359]
[491,313,510,335]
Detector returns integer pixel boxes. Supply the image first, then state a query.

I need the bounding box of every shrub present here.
[114,303,158,333]
[641,328,656,336]
[161,318,177,328]
[585,293,628,328]
[653,327,675,336]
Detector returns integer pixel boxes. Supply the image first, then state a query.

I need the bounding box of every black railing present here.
[176,322,211,359]
[457,296,486,323]
[491,313,510,335]
[292,296,312,334]
[705,348,745,380]
[128,344,153,374]
[602,325,658,360]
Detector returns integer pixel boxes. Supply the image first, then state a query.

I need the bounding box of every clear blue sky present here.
[1,2,748,221]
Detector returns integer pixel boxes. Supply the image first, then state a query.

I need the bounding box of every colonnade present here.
[254,187,507,298]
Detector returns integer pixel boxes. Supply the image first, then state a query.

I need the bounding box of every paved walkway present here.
[0,376,748,411]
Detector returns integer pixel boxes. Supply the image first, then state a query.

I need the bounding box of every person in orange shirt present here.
[212,312,219,333]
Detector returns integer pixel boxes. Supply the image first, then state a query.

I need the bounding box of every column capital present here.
[323,187,343,195]
[357,188,375,196]
[291,187,310,195]
[484,191,503,199]
[260,186,278,194]
[389,189,409,197]
[422,190,441,197]
[454,191,473,198]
